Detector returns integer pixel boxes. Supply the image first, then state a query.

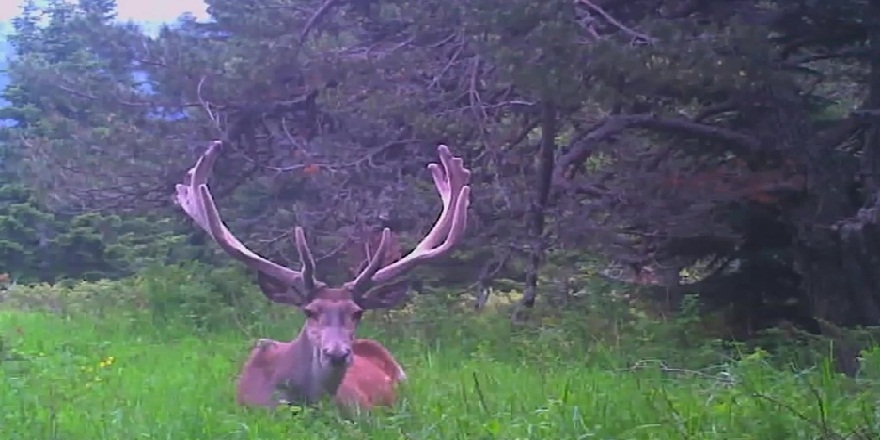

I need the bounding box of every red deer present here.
[174,141,471,411]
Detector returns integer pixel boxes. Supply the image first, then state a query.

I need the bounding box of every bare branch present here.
[298,0,343,47]
[575,0,656,44]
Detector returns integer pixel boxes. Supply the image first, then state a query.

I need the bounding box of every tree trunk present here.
[513,100,557,322]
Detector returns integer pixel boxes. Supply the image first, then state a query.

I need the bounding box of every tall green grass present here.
[1,266,880,439]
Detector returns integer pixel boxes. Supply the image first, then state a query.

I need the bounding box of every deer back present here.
[335,339,406,408]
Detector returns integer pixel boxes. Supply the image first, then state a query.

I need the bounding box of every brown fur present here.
[235,339,288,407]
[336,339,406,407]
[235,337,405,410]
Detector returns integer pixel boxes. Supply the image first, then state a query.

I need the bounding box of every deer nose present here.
[323,348,352,366]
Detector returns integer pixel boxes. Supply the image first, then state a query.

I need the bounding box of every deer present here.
[174,141,471,411]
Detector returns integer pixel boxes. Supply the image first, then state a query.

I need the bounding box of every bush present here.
[0,262,273,334]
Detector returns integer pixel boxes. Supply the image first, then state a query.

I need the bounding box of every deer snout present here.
[322,347,352,366]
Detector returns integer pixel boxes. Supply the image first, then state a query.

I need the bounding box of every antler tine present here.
[347,228,392,295]
[363,145,471,290]
[293,227,318,293]
[175,141,311,290]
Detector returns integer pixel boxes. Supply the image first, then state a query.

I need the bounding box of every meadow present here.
[1,265,879,439]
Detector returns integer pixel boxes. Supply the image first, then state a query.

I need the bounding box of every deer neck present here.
[280,326,349,405]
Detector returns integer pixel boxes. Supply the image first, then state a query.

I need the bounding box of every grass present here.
[2,267,880,439]
[2,309,880,440]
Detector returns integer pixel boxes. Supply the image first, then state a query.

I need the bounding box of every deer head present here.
[175,141,470,370]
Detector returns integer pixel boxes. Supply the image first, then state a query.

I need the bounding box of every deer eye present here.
[352,310,364,321]
[303,308,318,320]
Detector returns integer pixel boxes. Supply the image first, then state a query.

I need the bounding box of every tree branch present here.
[554,113,762,186]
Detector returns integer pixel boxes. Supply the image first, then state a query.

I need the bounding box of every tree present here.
[5,0,880,341]
[547,0,880,339]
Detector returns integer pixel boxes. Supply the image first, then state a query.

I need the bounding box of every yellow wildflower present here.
[98,355,115,368]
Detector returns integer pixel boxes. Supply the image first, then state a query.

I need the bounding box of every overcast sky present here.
[0,0,209,32]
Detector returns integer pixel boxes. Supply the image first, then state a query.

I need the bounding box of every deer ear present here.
[256,272,309,306]
[356,279,411,310]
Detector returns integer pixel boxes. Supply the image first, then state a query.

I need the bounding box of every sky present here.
[0,0,210,33]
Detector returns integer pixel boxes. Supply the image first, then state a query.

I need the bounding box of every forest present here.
[2,0,880,438]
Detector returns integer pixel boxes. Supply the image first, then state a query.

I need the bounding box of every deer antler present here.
[346,226,403,278]
[174,141,322,304]
[346,144,471,308]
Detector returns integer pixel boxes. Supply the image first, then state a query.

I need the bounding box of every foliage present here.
[1,262,267,332]
[0,183,53,281]
[3,0,880,346]
[0,182,198,283]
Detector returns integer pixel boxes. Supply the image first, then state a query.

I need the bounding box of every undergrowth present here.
[1,263,880,439]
